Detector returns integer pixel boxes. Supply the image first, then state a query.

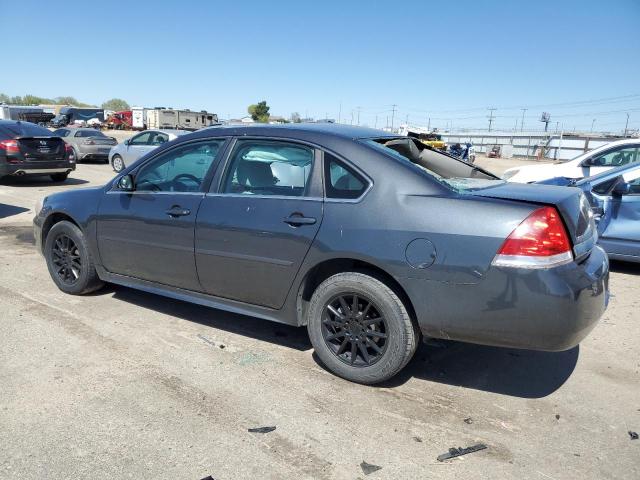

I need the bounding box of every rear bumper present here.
[78,145,112,160]
[0,161,75,177]
[403,246,609,351]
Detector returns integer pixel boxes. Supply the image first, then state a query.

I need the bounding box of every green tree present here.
[102,98,130,111]
[0,93,10,104]
[247,101,270,122]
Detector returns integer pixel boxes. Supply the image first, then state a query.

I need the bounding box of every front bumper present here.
[403,246,609,351]
[0,160,75,177]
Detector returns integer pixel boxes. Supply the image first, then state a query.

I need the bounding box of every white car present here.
[503,138,640,183]
[108,129,189,172]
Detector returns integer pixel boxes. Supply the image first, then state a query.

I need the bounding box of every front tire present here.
[111,154,125,172]
[307,272,417,384]
[45,221,104,295]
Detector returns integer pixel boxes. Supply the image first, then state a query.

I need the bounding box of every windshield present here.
[363,138,503,192]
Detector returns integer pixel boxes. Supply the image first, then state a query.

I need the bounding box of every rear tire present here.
[111,154,125,173]
[50,173,68,182]
[307,272,417,384]
[45,221,104,295]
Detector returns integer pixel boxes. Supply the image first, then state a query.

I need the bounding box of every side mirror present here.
[612,180,631,196]
[591,206,605,218]
[124,139,130,146]
[116,174,134,191]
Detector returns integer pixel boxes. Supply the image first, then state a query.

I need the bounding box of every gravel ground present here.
[0,145,638,480]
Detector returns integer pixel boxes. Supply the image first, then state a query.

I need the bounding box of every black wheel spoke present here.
[325,330,346,341]
[336,338,349,355]
[350,341,357,365]
[366,330,387,339]
[326,304,344,319]
[358,342,370,363]
[321,293,388,368]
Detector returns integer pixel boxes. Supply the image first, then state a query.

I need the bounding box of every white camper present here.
[145,108,218,131]
[131,107,148,130]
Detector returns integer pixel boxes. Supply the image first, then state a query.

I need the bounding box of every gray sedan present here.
[33,124,609,384]
[108,129,188,172]
[52,128,117,163]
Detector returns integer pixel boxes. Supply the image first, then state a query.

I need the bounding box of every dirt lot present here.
[1,140,638,480]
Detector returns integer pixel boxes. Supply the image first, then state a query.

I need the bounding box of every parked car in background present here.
[108,129,188,172]
[0,120,75,182]
[539,162,640,263]
[503,138,640,183]
[52,128,117,164]
[33,124,609,384]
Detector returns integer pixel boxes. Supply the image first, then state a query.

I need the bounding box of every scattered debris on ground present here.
[555,414,560,420]
[360,461,382,475]
[200,476,214,480]
[437,443,488,462]
[248,426,276,434]
[413,436,423,443]
[629,431,638,440]
[463,417,473,424]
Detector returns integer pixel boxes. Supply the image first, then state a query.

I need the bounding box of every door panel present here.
[97,139,226,290]
[599,182,640,257]
[98,193,204,290]
[194,138,322,309]
[195,195,322,308]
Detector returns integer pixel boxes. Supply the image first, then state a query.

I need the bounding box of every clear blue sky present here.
[2,0,639,132]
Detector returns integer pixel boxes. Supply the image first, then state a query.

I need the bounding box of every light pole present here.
[520,108,527,132]
[590,118,596,133]
[624,113,630,137]
[487,107,496,132]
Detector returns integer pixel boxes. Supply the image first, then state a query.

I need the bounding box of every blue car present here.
[539,162,640,262]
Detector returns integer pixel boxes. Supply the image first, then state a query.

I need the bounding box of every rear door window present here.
[324,153,367,199]
[222,140,313,197]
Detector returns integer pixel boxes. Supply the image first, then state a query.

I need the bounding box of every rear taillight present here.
[492,206,573,268]
[65,143,75,161]
[0,139,20,163]
[0,139,19,154]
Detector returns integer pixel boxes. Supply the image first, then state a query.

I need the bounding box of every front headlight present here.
[502,169,519,180]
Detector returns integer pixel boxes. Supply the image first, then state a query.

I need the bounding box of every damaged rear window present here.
[363,137,504,192]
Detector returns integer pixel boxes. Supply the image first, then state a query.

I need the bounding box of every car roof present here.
[570,137,640,162]
[192,123,398,141]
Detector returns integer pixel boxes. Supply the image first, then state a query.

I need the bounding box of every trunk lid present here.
[86,136,117,146]
[17,136,66,160]
[469,182,596,259]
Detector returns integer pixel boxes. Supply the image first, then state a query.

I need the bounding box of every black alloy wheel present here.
[322,293,388,367]
[51,233,82,285]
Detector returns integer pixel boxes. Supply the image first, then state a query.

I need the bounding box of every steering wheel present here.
[172,173,201,190]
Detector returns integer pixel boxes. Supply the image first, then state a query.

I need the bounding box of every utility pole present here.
[390,104,397,132]
[356,106,361,125]
[338,102,342,124]
[427,117,431,130]
[487,107,496,132]
[374,115,378,129]
[591,118,596,133]
[624,112,630,137]
[405,114,409,126]
[520,108,527,132]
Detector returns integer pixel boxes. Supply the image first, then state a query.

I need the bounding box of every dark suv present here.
[0,120,75,182]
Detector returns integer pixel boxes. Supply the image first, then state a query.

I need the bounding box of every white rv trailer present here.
[145,108,218,131]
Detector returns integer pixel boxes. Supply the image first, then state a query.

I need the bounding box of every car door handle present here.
[284,214,316,226]
[165,205,191,217]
